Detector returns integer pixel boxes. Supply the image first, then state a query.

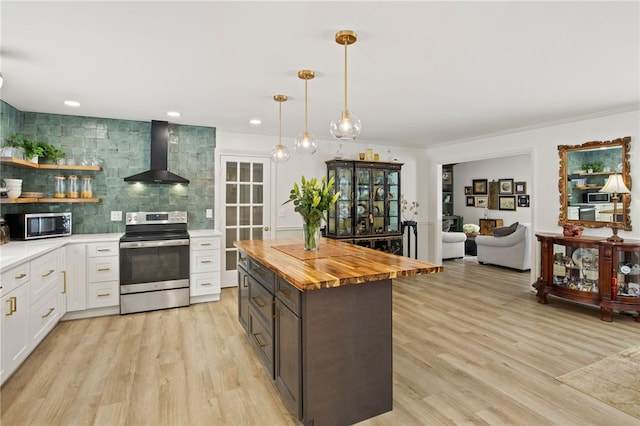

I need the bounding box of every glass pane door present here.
[355,167,371,235]
[387,170,400,232]
[221,155,272,286]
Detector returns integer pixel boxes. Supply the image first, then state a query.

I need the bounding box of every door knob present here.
[263,226,270,231]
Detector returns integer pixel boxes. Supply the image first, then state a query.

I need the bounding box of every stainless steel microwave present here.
[584,192,612,203]
[4,212,72,240]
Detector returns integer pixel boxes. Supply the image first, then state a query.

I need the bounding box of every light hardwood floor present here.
[1,257,639,425]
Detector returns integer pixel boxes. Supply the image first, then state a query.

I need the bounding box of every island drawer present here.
[248,276,274,332]
[248,258,275,293]
[248,305,274,377]
[275,277,301,316]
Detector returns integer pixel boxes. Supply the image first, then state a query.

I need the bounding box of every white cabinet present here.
[1,276,30,385]
[29,248,63,348]
[594,203,615,222]
[86,242,119,309]
[64,243,87,312]
[190,234,221,303]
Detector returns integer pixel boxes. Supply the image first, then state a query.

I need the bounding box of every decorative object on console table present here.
[283,175,339,251]
[598,173,631,242]
[479,218,503,235]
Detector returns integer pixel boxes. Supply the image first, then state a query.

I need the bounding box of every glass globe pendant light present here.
[330,30,361,141]
[270,94,290,163]
[294,69,318,154]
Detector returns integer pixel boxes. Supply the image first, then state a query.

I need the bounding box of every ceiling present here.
[1,1,638,149]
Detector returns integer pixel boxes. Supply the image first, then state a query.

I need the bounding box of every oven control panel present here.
[125,211,187,225]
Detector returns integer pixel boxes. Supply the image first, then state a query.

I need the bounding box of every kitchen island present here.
[234,237,442,426]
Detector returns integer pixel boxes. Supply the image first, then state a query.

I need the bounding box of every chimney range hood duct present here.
[124,120,189,184]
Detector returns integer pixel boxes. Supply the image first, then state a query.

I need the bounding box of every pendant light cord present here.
[279,99,283,148]
[343,40,348,112]
[304,78,309,133]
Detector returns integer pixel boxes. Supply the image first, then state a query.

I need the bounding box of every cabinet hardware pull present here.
[15,273,27,279]
[200,260,212,264]
[252,332,268,348]
[254,268,266,278]
[239,254,247,261]
[243,275,249,288]
[12,296,17,313]
[278,288,291,297]
[251,296,265,308]
[97,293,110,297]
[62,271,67,293]
[42,269,55,278]
[201,282,212,286]
[97,248,111,252]
[41,307,55,318]
[97,268,111,272]
[5,298,14,316]
[201,243,212,246]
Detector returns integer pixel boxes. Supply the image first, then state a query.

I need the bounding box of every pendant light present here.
[270,94,290,163]
[330,30,361,141]
[294,70,318,154]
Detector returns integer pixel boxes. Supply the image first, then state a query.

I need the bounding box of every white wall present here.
[452,154,532,226]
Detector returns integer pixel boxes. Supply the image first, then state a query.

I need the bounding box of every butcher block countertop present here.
[234,237,442,291]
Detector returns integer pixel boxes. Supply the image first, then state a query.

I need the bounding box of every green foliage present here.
[283,175,340,223]
[581,162,603,172]
[5,133,66,162]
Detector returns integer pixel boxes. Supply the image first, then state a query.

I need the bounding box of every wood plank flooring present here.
[2,257,639,425]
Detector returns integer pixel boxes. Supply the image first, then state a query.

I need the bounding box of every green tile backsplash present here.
[1,101,216,233]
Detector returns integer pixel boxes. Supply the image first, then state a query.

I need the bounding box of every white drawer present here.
[87,257,119,283]
[191,237,221,251]
[30,250,60,304]
[30,285,59,347]
[190,249,220,273]
[87,281,119,308]
[190,272,221,297]
[87,242,119,258]
[1,262,30,297]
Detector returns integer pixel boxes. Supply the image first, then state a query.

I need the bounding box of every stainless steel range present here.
[119,211,190,314]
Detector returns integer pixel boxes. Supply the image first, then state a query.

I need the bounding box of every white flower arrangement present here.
[463,223,480,235]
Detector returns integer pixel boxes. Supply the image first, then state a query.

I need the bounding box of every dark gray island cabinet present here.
[235,238,442,425]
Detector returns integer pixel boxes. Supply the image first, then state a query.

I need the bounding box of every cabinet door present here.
[355,167,372,235]
[65,243,87,312]
[275,299,302,419]
[1,284,30,385]
[386,169,400,233]
[327,164,354,237]
[238,265,250,331]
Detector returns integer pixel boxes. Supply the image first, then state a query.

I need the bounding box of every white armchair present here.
[442,231,467,260]
[476,223,531,271]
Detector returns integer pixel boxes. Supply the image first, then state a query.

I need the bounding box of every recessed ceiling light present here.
[64,100,80,107]
[250,119,261,125]
[167,111,181,117]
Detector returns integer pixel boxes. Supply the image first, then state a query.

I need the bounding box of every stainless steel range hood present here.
[124,120,189,184]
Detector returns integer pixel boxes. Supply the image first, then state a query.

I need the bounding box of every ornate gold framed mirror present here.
[558,136,632,230]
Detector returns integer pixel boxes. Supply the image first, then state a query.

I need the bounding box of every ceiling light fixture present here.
[330,30,361,141]
[0,72,3,88]
[167,111,181,117]
[64,100,80,107]
[270,94,290,163]
[294,69,318,154]
[250,119,262,125]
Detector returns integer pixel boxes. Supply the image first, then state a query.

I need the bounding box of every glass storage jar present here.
[54,175,66,198]
[81,175,93,198]
[67,175,79,198]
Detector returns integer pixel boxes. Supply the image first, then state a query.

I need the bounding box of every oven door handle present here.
[120,239,190,249]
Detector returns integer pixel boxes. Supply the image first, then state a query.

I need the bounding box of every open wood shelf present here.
[0,197,100,204]
[0,157,102,171]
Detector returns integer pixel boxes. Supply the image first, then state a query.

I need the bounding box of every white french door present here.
[219,155,272,287]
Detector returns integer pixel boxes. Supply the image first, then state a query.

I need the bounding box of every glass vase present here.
[303,221,321,251]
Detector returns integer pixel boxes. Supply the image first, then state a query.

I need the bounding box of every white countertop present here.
[0,229,221,272]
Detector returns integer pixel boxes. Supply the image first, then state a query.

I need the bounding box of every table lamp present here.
[599,174,631,241]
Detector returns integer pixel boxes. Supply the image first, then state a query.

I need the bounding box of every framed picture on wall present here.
[464,186,472,195]
[472,179,488,195]
[499,178,514,195]
[488,181,499,209]
[515,181,527,194]
[466,196,475,206]
[518,194,530,207]
[499,195,517,211]
[476,196,488,208]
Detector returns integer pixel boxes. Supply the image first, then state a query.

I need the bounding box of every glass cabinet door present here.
[616,248,640,299]
[328,164,354,237]
[552,243,599,293]
[387,170,400,232]
[355,167,372,235]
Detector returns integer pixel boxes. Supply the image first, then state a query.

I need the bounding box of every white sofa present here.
[442,231,467,260]
[476,223,531,271]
